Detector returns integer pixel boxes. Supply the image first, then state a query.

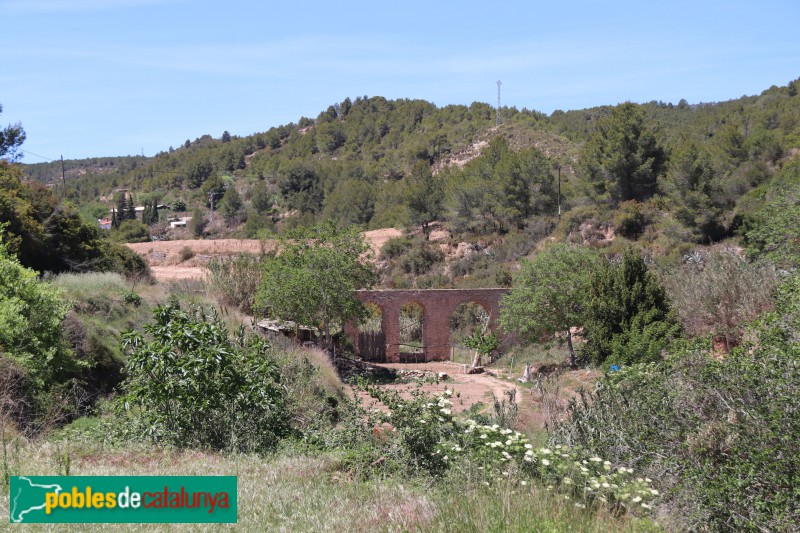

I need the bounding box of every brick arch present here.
[345,289,510,362]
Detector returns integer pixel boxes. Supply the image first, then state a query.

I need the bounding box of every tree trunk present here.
[471,349,482,369]
[566,329,576,369]
[323,320,332,354]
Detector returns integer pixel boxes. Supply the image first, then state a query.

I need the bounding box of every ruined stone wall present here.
[344,289,510,362]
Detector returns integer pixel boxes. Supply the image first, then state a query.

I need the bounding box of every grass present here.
[0,439,661,532]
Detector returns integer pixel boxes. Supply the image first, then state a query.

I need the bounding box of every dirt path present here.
[351,362,524,414]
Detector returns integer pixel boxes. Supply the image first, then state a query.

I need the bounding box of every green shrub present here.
[207,255,262,315]
[395,239,444,276]
[122,290,141,307]
[379,236,413,260]
[117,304,289,453]
[612,200,652,240]
[582,248,680,365]
[551,274,800,531]
[112,219,150,243]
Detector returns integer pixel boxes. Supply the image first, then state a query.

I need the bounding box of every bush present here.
[582,249,680,365]
[664,249,778,349]
[379,236,413,260]
[112,219,150,243]
[330,385,658,515]
[551,273,800,531]
[207,255,262,315]
[117,304,289,453]
[395,239,444,276]
[612,200,652,240]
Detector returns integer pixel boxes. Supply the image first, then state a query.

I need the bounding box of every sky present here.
[1,0,799,160]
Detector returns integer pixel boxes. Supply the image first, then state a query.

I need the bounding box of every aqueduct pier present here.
[344,288,510,363]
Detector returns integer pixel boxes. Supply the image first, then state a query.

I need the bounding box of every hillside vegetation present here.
[2,80,800,531]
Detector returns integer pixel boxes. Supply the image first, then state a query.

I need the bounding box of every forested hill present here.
[20,80,800,263]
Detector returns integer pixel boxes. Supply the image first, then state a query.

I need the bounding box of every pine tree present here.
[125,194,137,221]
[116,193,128,221]
[151,199,159,224]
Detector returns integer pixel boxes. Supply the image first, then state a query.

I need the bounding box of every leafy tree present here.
[254,221,377,352]
[0,103,26,162]
[113,219,149,243]
[406,161,443,239]
[446,137,554,234]
[322,179,375,227]
[741,160,800,269]
[0,225,73,388]
[221,130,231,143]
[119,304,288,452]
[500,243,599,368]
[186,159,214,188]
[219,186,243,224]
[250,181,273,214]
[660,142,724,242]
[1,162,147,275]
[189,209,207,238]
[464,328,499,368]
[580,102,666,203]
[582,248,680,365]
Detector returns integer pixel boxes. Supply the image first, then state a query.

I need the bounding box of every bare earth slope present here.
[127,228,403,281]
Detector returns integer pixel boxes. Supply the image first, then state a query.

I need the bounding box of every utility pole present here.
[496,80,502,126]
[557,165,562,218]
[60,155,66,200]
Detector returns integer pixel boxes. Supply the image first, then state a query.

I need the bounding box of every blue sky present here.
[1,0,799,160]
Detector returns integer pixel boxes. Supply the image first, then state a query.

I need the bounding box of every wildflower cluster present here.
[359,387,659,514]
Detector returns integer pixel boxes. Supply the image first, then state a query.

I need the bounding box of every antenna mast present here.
[496,80,502,126]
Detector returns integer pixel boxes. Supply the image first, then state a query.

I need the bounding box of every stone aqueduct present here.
[344,289,510,363]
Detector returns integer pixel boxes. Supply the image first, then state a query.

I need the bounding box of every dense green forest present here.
[21,80,800,263]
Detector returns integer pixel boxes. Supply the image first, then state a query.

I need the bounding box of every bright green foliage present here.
[500,243,598,367]
[446,137,555,234]
[551,274,800,531]
[582,249,679,365]
[580,102,666,204]
[0,228,73,388]
[254,221,377,351]
[112,219,149,243]
[741,160,800,269]
[406,160,444,238]
[463,329,499,367]
[118,304,288,452]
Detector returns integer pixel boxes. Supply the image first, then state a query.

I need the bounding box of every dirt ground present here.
[350,362,524,414]
[349,361,600,430]
[127,228,403,282]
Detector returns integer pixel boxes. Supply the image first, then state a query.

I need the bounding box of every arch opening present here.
[449,301,491,365]
[399,301,425,363]
[357,302,385,362]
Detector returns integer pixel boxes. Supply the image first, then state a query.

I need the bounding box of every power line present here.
[20,149,57,162]
[496,80,502,126]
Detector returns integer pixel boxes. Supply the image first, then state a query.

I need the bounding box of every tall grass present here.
[0,440,660,532]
